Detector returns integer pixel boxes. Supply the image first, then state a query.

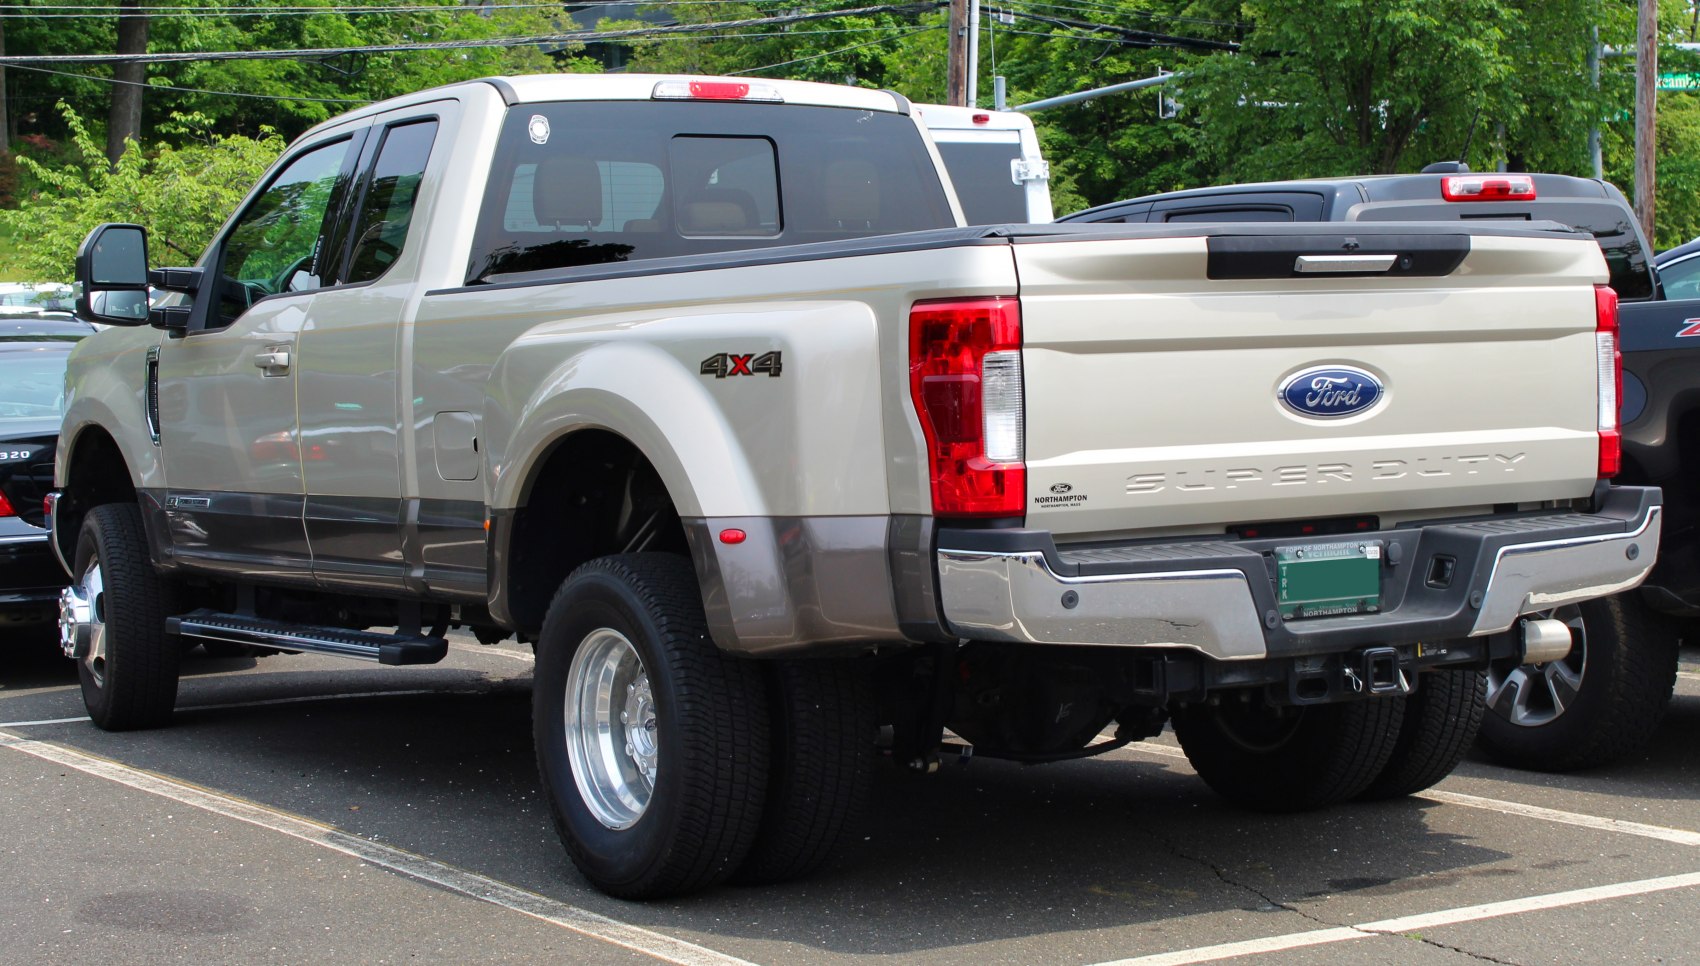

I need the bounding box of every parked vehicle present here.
[1654,236,1700,299]
[1,315,95,648]
[1063,171,1685,770]
[915,103,1052,224]
[56,76,1657,899]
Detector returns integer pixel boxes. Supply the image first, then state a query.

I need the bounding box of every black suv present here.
[1063,172,1681,771]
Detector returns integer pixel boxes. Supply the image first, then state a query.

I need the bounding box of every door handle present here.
[254,349,291,372]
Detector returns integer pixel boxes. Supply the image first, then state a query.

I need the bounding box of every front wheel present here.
[532,554,770,899]
[62,503,180,730]
[1477,594,1679,772]
[1173,693,1401,812]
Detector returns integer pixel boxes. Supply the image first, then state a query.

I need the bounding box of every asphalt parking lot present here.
[2,635,1697,966]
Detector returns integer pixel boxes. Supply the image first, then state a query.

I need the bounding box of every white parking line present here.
[1115,741,1700,848]
[449,642,534,663]
[0,686,515,730]
[1417,789,1700,847]
[1093,870,1700,966]
[0,730,755,966]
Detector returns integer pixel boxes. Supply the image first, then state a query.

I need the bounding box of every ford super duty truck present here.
[52,75,1659,899]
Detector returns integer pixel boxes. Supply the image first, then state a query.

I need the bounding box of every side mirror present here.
[74,223,151,326]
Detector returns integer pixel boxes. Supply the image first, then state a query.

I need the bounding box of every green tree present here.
[0,105,284,280]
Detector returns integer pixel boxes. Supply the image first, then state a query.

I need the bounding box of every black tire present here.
[1477,593,1680,772]
[1172,693,1401,812]
[733,658,875,885]
[1357,668,1486,800]
[532,553,770,899]
[70,502,180,730]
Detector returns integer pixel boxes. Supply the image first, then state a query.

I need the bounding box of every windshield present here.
[0,346,73,421]
[934,141,1028,224]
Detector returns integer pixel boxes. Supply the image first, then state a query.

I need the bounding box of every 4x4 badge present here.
[700,351,783,378]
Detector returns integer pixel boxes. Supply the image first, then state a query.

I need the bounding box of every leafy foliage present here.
[0,105,284,280]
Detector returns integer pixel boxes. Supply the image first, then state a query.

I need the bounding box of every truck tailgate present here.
[1015,228,1607,537]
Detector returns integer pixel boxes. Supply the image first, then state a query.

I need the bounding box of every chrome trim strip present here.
[1470,504,1662,636]
[0,533,48,545]
[1294,253,1398,273]
[45,491,70,575]
[935,548,1268,660]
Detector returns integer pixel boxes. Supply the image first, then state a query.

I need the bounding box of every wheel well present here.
[57,427,137,560]
[505,430,689,631]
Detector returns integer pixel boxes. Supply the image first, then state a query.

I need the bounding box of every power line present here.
[729,23,938,74]
[0,2,938,64]
[7,62,375,101]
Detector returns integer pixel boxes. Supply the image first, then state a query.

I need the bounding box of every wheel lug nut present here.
[620,711,628,723]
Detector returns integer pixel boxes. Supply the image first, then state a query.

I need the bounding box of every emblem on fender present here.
[1278,365,1384,419]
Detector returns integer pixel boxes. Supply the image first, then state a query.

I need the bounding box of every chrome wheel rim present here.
[60,559,107,686]
[1486,606,1585,728]
[564,628,656,830]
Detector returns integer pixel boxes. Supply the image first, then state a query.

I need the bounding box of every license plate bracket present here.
[1275,541,1382,620]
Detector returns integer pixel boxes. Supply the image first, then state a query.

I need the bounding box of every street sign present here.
[1659,72,1700,90]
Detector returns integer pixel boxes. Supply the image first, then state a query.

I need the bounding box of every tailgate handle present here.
[1294,254,1398,274]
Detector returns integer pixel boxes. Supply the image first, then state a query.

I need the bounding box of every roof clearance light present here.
[972,113,991,125]
[651,80,785,103]
[1441,174,1536,202]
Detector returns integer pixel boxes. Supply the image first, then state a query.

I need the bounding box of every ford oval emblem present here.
[1278,365,1383,419]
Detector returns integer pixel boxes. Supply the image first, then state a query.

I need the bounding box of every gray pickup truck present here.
[54,74,1658,899]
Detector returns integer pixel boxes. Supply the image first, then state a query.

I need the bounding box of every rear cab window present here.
[467,101,955,284]
[933,140,1027,224]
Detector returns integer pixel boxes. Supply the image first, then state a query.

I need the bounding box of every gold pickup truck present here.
[52,73,1657,899]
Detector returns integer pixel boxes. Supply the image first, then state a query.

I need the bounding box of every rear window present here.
[467,102,955,284]
[934,141,1028,224]
[0,346,72,422]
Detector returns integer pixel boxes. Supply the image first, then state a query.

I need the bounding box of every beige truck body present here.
[56,74,1658,666]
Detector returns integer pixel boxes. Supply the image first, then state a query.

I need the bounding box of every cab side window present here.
[216,137,353,326]
[344,120,439,284]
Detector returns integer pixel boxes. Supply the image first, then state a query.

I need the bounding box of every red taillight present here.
[690,81,749,99]
[909,297,1024,517]
[1596,283,1622,478]
[1441,174,1536,201]
[0,489,13,518]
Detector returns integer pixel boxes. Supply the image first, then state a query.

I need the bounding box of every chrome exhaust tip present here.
[1519,617,1573,664]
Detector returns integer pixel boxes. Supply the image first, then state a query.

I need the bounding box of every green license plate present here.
[1276,542,1382,620]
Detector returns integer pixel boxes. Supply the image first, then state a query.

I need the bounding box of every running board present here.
[167,609,448,666]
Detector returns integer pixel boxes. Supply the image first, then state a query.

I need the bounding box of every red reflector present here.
[690,81,750,100]
[718,528,747,545]
[971,113,991,125]
[1441,174,1536,202]
[0,489,13,518]
[1596,283,1622,479]
[909,297,1024,517]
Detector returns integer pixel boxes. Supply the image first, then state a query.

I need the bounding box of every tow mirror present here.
[74,223,151,326]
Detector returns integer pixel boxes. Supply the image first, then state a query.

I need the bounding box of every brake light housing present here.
[651,80,785,103]
[1441,174,1536,202]
[1595,283,1622,478]
[0,488,13,518]
[909,297,1025,517]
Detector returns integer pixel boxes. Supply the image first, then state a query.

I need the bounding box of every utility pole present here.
[965,0,980,108]
[946,0,968,106]
[1589,25,1602,180]
[106,0,150,162]
[1634,0,1657,242]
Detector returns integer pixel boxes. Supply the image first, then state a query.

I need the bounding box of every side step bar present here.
[167,609,448,666]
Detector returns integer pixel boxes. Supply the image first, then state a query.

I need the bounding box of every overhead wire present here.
[7,62,376,101]
[728,23,938,74]
[0,1,939,64]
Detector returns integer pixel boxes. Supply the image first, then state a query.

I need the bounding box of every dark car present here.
[1654,236,1700,300]
[1,314,95,647]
